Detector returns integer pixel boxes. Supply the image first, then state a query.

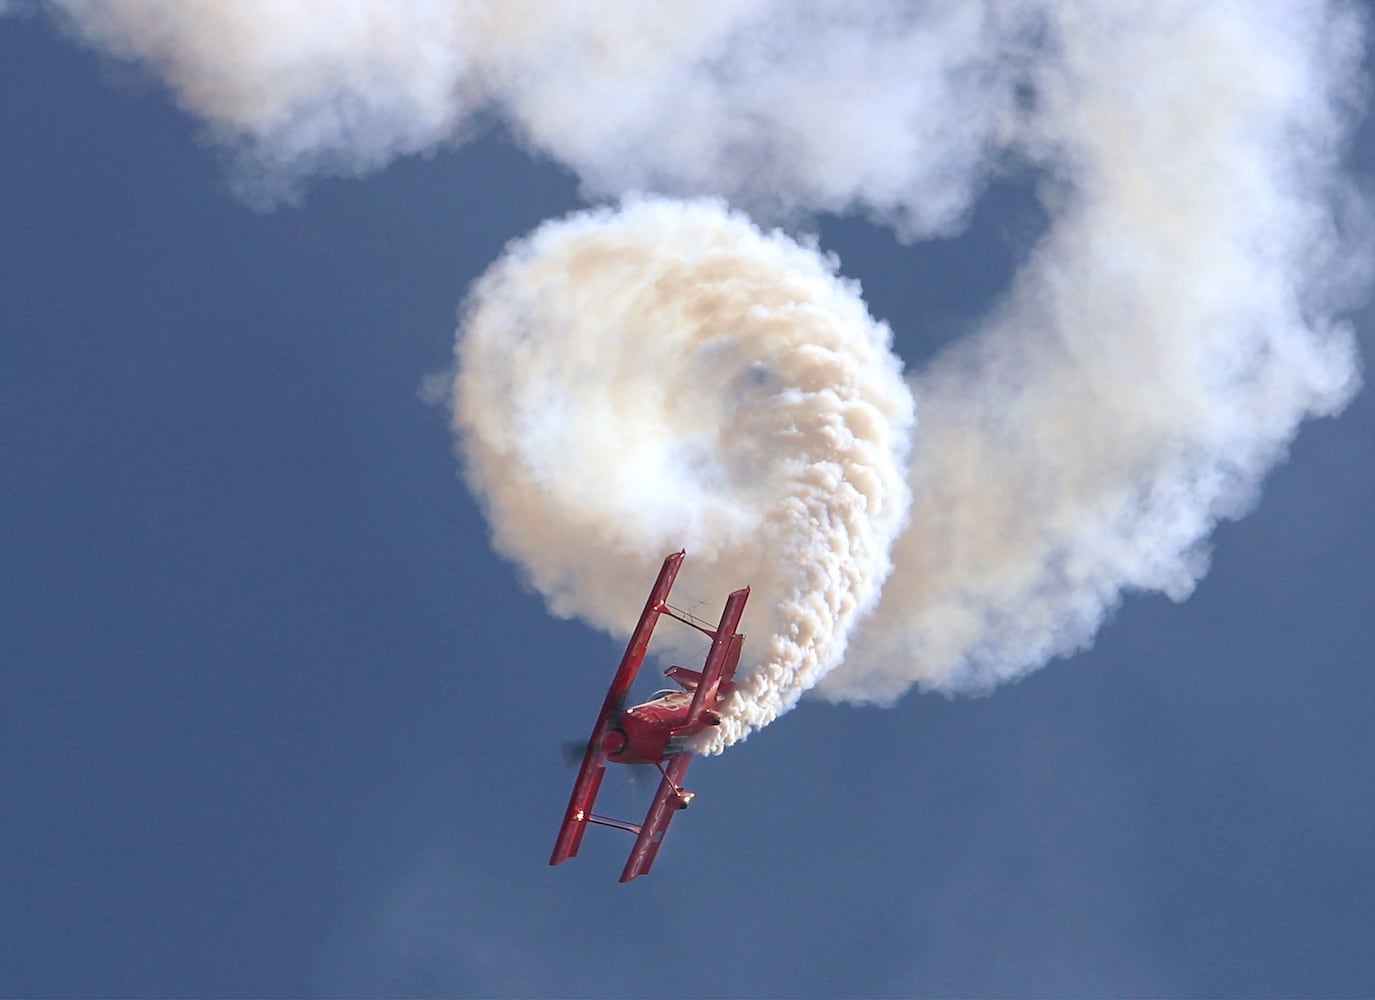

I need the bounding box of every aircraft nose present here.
[599,728,627,756]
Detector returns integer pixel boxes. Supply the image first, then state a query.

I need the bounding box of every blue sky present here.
[4,9,1375,998]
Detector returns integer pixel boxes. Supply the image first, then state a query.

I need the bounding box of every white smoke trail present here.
[821,1,1370,701]
[34,1,1372,744]
[450,197,913,750]
[38,0,1033,227]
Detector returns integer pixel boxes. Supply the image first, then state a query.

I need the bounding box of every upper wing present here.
[550,551,685,867]
[682,586,749,729]
[603,550,685,708]
[619,753,694,882]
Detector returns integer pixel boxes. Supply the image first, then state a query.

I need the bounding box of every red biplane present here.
[549,550,749,882]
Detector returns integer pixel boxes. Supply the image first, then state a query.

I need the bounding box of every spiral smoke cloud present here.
[33,0,1372,746]
[451,198,913,751]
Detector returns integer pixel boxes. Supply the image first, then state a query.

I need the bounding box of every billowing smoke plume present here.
[34,1,1371,748]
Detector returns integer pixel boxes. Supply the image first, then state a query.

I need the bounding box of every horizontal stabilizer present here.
[665,665,736,697]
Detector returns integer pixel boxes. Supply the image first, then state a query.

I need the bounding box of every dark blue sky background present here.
[4,12,1374,998]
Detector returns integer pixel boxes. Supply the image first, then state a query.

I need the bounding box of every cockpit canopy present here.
[648,688,691,704]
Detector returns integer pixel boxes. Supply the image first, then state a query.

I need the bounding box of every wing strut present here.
[682,586,749,729]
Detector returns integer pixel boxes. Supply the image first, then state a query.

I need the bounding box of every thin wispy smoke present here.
[36,0,1372,747]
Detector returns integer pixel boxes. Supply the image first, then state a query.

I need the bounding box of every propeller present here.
[562,739,593,767]
[559,737,657,791]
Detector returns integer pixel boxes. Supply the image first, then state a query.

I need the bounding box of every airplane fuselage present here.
[601,691,716,765]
